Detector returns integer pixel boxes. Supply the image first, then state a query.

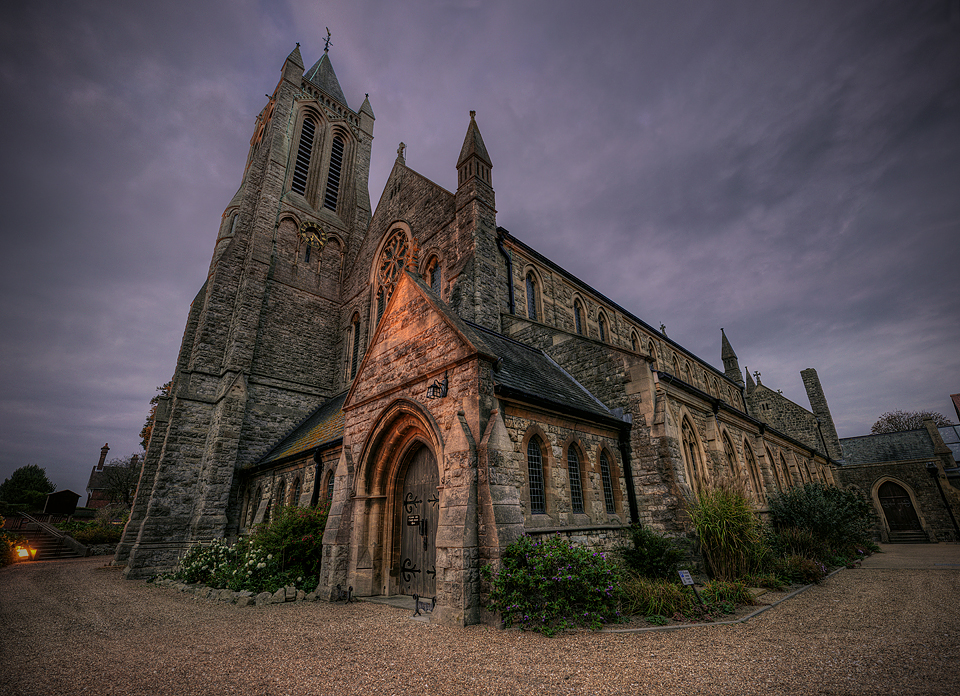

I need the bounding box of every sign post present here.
[678,569,705,607]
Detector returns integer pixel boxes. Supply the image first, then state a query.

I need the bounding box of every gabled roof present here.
[467,322,619,425]
[839,429,935,464]
[304,52,348,107]
[253,392,347,467]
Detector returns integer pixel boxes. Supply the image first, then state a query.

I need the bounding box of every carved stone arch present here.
[742,438,765,503]
[719,427,741,477]
[369,223,416,327]
[420,247,443,295]
[355,398,444,498]
[678,409,709,494]
[572,293,587,336]
[320,124,355,214]
[287,105,328,201]
[630,330,641,353]
[560,433,589,516]
[596,308,610,343]
[520,423,554,517]
[522,264,545,323]
[350,398,445,596]
[871,476,928,540]
[764,445,783,491]
[593,443,623,516]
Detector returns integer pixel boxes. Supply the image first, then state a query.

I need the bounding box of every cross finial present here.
[754,370,761,383]
[659,323,667,335]
[324,28,332,53]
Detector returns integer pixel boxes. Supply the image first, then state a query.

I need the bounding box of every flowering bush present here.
[167,503,329,594]
[482,535,623,636]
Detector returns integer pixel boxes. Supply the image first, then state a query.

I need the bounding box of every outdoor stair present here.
[887,530,930,544]
[14,516,87,560]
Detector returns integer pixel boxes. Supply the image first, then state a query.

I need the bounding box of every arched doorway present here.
[397,445,439,596]
[878,481,922,533]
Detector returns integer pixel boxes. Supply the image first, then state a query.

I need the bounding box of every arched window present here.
[291,116,316,195]
[598,312,607,342]
[599,451,616,513]
[375,228,411,326]
[682,418,707,491]
[631,332,640,353]
[779,453,792,488]
[350,314,361,379]
[326,470,335,502]
[323,135,344,210]
[722,432,738,477]
[525,272,539,321]
[743,440,764,502]
[527,437,546,514]
[766,447,782,491]
[291,477,302,506]
[567,445,584,514]
[248,487,261,527]
[574,300,584,335]
[425,256,441,294]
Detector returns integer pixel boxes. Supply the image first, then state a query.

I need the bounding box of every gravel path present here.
[2,548,958,695]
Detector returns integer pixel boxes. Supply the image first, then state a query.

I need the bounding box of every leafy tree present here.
[140,381,172,449]
[101,454,143,507]
[0,465,56,510]
[871,409,952,434]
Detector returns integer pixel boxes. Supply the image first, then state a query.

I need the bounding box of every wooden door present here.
[398,446,439,597]
[878,481,921,531]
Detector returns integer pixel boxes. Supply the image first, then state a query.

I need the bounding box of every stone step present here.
[887,530,929,544]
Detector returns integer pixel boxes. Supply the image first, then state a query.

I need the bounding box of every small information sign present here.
[678,570,694,586]
[407,515,420,526]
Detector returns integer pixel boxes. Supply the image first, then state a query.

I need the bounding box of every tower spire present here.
[721,328,744,386]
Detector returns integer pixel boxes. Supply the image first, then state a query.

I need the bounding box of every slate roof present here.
[253,392,347,467]
[468,323,619,424]
[304,52,348,107]
[939,425,960,462]
[839,429,935,465]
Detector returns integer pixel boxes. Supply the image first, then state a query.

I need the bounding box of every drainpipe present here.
[618,417,640,525]
[496,229,515,315]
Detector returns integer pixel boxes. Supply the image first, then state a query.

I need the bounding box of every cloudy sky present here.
[1,0,958,497]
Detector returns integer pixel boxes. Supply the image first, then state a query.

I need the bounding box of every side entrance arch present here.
[397,445,439,596]
[877,480,922,533]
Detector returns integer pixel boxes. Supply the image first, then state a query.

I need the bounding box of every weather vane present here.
[324,27,332,53]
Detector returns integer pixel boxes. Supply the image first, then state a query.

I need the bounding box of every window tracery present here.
[375,228,414,323]
[527,437,546,514]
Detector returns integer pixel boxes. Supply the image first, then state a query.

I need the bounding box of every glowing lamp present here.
[14,545,37,561]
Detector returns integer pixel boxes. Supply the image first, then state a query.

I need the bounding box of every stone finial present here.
[397,142,406,164]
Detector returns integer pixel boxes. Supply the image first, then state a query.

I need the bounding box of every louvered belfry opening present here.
[324,135,344,210]
[291,117,316,195]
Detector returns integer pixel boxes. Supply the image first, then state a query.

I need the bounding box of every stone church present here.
[117,44,849,625]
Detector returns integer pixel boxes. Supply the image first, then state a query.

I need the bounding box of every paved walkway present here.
[859,542,960,569]
[1,545,958,695]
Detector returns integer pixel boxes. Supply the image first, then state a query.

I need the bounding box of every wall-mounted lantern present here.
[426,372,448,400]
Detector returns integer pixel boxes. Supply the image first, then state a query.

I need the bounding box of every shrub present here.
[777,554,827,584]
[167,503,329,594]
[686,484,765,580]
[767,483,873,557]
[483,535,622,636]
[768,526,828,561]
[619,525,688,579]
[620,575,695,617]
[248,503,329,581]
[700,579,755,607]
[1,525,28,567]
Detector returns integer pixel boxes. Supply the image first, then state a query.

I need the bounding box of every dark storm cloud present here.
[1,0,957,496]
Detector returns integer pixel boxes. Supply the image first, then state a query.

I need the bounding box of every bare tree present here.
[871,409,952,434]
[101,454,144,507]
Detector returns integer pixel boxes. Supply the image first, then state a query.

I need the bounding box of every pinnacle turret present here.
[721,328,744,386]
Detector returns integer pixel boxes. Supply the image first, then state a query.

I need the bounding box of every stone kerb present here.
[150,577,314,608]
